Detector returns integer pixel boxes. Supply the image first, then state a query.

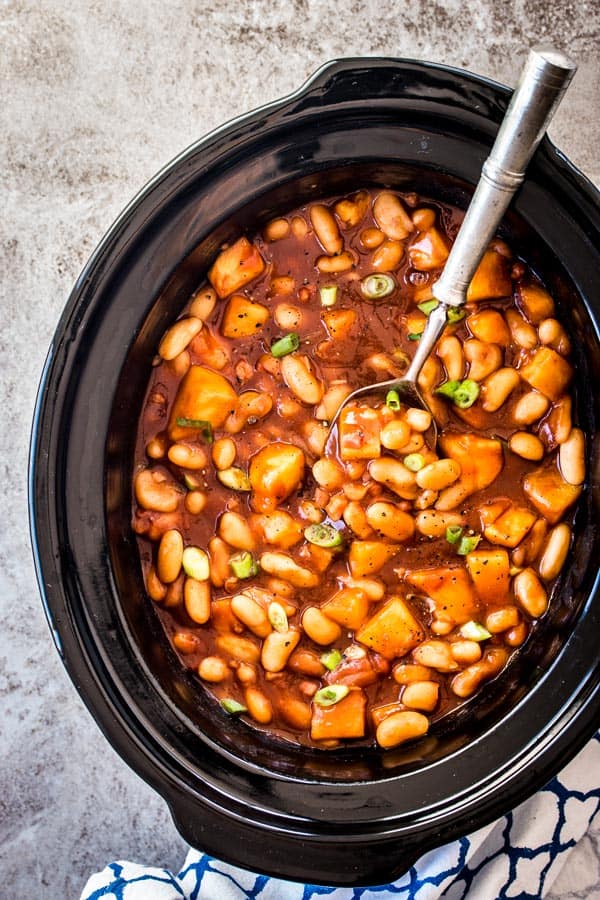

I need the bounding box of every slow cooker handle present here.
[168,791,429,886]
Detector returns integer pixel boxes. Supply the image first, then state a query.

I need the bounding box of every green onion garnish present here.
[229,551,259,579]
[460,620,492,642]
[436,380,460,399]
[319,285,338,307]
[267,601,289,633]
[304,523,344,548]
[447,307,466,324]
[385,389,401,410]
[435,379,480,409]
[313,684,350,707]
[417,299,439,315]
[176,417,214,443]
[320,649,342,671]
[457,534,481,556]
[217,467,251,491]
[360,273,395,300]
[407,332,421,341]
[220,698,247,715]
[404,452,425,472]
[182,546,210,581]
[445,525,464,545]
[453,379,480,409]
[271,332,300,357]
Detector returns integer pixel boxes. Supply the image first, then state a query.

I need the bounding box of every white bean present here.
[513,568,548,618]
[281,355,324,405]
[310,204,343,255]
[481,367,520,412]
[538,523,571,581]
[416,459,461,492]
[218,511,256,551]
[559,428,585,485]
[158,317,203,360]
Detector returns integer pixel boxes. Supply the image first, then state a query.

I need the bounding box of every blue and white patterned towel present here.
[81,733,599,900]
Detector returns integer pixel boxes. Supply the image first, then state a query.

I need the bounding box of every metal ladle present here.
[327,47,576,440]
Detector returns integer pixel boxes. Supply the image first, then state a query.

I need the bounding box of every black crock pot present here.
[30,58,600,886]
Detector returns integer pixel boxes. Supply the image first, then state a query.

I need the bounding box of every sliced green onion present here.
[182,546,210,581]
[404,452,425,472]
[176,417,213,443]
[460,620,492,642]
[417,299,439,316]
[407,332,421,341]
[319,285,338,307]
[457,534,481,556]
[268,601,289,633]
[445,525,464,545]
[361,273,395,299]
[313,684,350,707]
[447,307,466,324]
[304,523,344,548]
[229,551,259,579]
[320,649,342,671]
[453,379,480,409]
[271,332,300,357]
[385,389,401,410]
[217,467,251,491]
[435,378,480,409]
[184,473,202,490]
[220,698,247,715]
[436,380,461,400]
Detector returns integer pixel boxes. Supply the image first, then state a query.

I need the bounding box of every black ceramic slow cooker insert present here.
[29,58,600,886]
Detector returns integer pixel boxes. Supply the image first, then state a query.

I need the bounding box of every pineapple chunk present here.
[168,365,237,440]
[321,588,370,630]
[310,687,367,741]
[208,237,265,298]
[249,444,305,512]
[477,498,511,528]
[322,308,357,340]
[221,294,269,338]
[356,596,425,659]
[437,433,504,507]
[348,541,398,577]
[407,567,480,625]
[467,309,510,345]
[191,327,230,370]
[334,191,370,228]
[517,283,555,324]
[466,248,512,302]
[371,701,405,728]
[484,506,537,548]
[523,464,582,524]
[465,548,510,603]
[408,226,450,271]
[255,511,303,549]
[520,347,573,401]
[298,542,335,573]
[338,406,382,461]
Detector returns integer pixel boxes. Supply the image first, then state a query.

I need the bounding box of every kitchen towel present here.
[81,732,599,899]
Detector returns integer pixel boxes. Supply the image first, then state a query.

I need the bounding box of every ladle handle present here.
[432,46,577,309]
[404,47,576,385]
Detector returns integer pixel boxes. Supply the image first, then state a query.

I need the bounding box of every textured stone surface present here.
[1,1,599,897]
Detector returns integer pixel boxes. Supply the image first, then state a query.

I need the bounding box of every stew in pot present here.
[132,188,585,749]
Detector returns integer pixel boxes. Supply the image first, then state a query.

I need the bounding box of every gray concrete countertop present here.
[1,2,599,897]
